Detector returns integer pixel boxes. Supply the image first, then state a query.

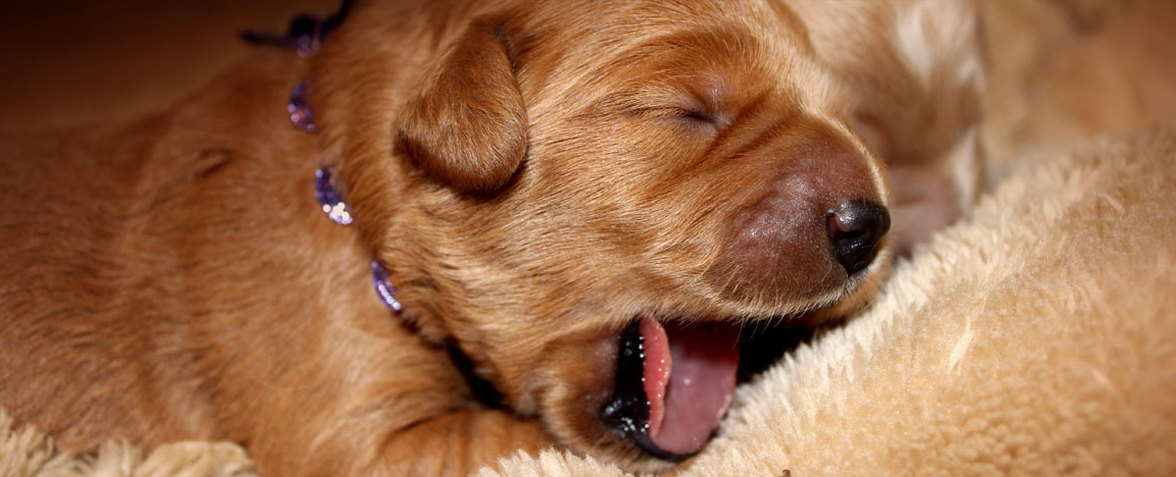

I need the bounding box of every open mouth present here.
[600,313,742,460]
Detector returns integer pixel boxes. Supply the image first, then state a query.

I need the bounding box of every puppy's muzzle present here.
[600,126,890,462]
[704,132,890,306]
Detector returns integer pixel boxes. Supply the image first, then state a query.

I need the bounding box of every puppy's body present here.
[0,58,478,473]
[1,1,891,475]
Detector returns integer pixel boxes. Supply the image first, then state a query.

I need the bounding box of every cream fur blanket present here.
[4,127,1175,477]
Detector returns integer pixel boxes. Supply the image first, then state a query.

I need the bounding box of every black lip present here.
[737,322,817,382]
[598,320,694,462]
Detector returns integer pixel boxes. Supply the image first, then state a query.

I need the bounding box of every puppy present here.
[784,0,985,255]
[0,0,891,475]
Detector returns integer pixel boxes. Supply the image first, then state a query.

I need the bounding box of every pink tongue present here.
[639,316,741,455]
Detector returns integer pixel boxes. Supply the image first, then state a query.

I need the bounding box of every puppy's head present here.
[788,0,985,255]
[312,0,889,471]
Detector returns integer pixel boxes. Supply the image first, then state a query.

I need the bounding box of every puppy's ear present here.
[395,20,526,193]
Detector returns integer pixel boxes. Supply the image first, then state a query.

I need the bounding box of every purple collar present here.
[259,1,402,315]
[310,157,402,313]
[258,1,404,314]
[284,56,400,315]
[309,119,402,314]
[239,0,354,57]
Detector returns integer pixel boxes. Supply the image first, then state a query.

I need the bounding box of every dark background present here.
[0,1,337,132]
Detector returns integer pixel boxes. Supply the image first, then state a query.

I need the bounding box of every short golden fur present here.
[0,0,892,475]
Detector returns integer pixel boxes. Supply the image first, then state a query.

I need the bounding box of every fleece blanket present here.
[0,411,253,477]
[4,127,1175,477]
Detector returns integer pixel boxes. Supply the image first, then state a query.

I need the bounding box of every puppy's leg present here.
[287,407,552,476]
[225,311,555,477]
[374,410,551,475]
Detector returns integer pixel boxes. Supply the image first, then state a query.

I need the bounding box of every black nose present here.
[827,201,890,276]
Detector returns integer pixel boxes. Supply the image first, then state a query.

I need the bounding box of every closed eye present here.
[677,106,710,123]
[643,106,726,132]
[673,107,712,123]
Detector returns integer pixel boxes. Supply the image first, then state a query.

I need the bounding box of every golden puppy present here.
[0,0,891,475]
[785,0,985,255]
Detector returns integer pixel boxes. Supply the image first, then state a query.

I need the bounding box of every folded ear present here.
[395,20,526,193]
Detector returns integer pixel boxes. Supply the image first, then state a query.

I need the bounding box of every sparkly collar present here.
[265,4,403,315]
[311,155,402,314]
[240,0,354,57]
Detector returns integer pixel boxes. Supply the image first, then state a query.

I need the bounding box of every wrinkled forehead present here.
[506,0,821,103]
